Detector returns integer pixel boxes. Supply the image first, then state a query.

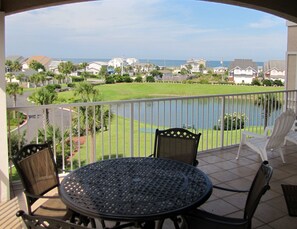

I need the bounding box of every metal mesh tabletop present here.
[60,157,212,221]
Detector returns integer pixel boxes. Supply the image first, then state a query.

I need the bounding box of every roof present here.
[26,56,52,68]
[264,60,285,72]
[6,55,27,63]
[229,59,258,71]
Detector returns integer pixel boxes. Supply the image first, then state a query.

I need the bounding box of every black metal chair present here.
[181,161,273,229]
[154,128,201,166]
[11,142,94,227]
[153,128,201,229]
[16,210,88,229]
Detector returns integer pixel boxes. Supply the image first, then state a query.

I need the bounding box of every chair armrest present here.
[213,185,249,193]
[25,192,60,199]
[242,131,265,138]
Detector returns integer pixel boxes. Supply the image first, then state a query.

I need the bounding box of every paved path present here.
[7,91,71,143]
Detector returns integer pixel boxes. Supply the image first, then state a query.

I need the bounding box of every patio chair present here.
[284,120,297,146]
[153,128,201,166]
[181,161,273,229]
[11,142,95,227]
[16,210,88,229]
[236,109,296,163]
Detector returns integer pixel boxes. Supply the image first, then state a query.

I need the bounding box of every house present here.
[48,60,64,74]
[108,58,126,68]
[182,59,206,73]
[86,61,108,75]
[22,55,52,71]
[264,60,285,82]
[5,55,27,72]
[229,59,258,84]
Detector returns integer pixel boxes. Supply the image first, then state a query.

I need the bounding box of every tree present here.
[5,60,13,72]
[16,73,27,84]
[29,60,45,71]
[58,61,75,78]
[150,69,163,78]
[11,61,22,72]
[146,75,155,82]
[54,74,65,84]
[255,94,282,128]
[251,78,261,86]
[99,66,108,77]
[29,73,42,88]
[29,86,58,123]
[6,83,23,108]
[73,82,112,162]
[5,73,14,82]
[134,76,143,82]
[6,82,23,119]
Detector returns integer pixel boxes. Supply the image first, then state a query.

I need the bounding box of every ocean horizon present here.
[58,58,264,68]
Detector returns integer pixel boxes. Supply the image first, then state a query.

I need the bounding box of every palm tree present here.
[73,82,112,162]
[29,73,41,88]
[11,60,22,72]
[6,82,23,118]
[5,73,14,82]
[29,86,58,124]
[255,94,282,128]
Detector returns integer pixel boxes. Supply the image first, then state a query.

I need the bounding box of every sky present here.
[5,0,287,62]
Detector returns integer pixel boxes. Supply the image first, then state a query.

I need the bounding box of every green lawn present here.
[58,83,284,102]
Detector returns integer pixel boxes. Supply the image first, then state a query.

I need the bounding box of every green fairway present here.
[58,83,283,102]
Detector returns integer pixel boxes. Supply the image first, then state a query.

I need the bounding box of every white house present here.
[108,58,126,68]
[264,60,285,82]
[182,58,206,73]
[126,58,138,65]
[229,59,258,84]
[49,60,64,74]
[86,61,108,75]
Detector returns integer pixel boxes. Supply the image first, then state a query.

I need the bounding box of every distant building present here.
[229,59,258,84]
[264,60,285,82]
[23,55,52,71]
[86,61,108,75]
[213,66,228,74]
[182,58,206,73]
[48,60,64,74]
[108,58,126,68]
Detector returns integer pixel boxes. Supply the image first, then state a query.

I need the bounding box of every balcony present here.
[5,89,297,228]
[7,144,297,228]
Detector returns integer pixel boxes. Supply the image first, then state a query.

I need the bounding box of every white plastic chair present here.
[236,109,296,163]
[284,120,297,145]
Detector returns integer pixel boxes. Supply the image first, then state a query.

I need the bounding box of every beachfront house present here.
[229,59,258,84]
[86,61,108,75]
[183,58,206,73]
[264,60,286,82]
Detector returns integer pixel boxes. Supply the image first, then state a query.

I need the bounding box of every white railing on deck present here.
[7,90,297,172]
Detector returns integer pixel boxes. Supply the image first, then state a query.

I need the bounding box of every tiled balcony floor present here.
[12,143,297,228]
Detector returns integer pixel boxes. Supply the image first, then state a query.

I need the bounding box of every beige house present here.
[264,60,285,82]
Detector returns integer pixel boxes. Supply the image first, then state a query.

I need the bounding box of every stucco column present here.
[286,21,297,90]
[0,11,9,202]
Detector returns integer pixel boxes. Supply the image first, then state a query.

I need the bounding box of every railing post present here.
[130,103,134,157]
[220,96,225,148]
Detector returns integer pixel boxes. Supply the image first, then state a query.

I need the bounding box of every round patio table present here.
[60,157,212,223]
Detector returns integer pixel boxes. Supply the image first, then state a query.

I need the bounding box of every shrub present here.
[146,76,155,82]
[262,79,272,86]
[67,83,76,88]
[72,77,84,82]
[105,76,115,84]
[214,113,247,130]
[123,76,133,83]
[251,78,261,86]
[134,76,143,82]
[273,80,284,86]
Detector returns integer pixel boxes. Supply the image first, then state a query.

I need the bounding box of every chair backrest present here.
[16,210,87,229]
[266,109,296,149]
[11,143,59,211]
[154,128,201,166]
[244,161,273,221]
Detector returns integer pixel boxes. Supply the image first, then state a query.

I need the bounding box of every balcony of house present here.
[5,89,297,228]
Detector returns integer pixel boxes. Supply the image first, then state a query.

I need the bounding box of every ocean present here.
[59,58,264,68]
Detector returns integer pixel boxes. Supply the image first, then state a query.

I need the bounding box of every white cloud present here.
[248,16,284,29]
